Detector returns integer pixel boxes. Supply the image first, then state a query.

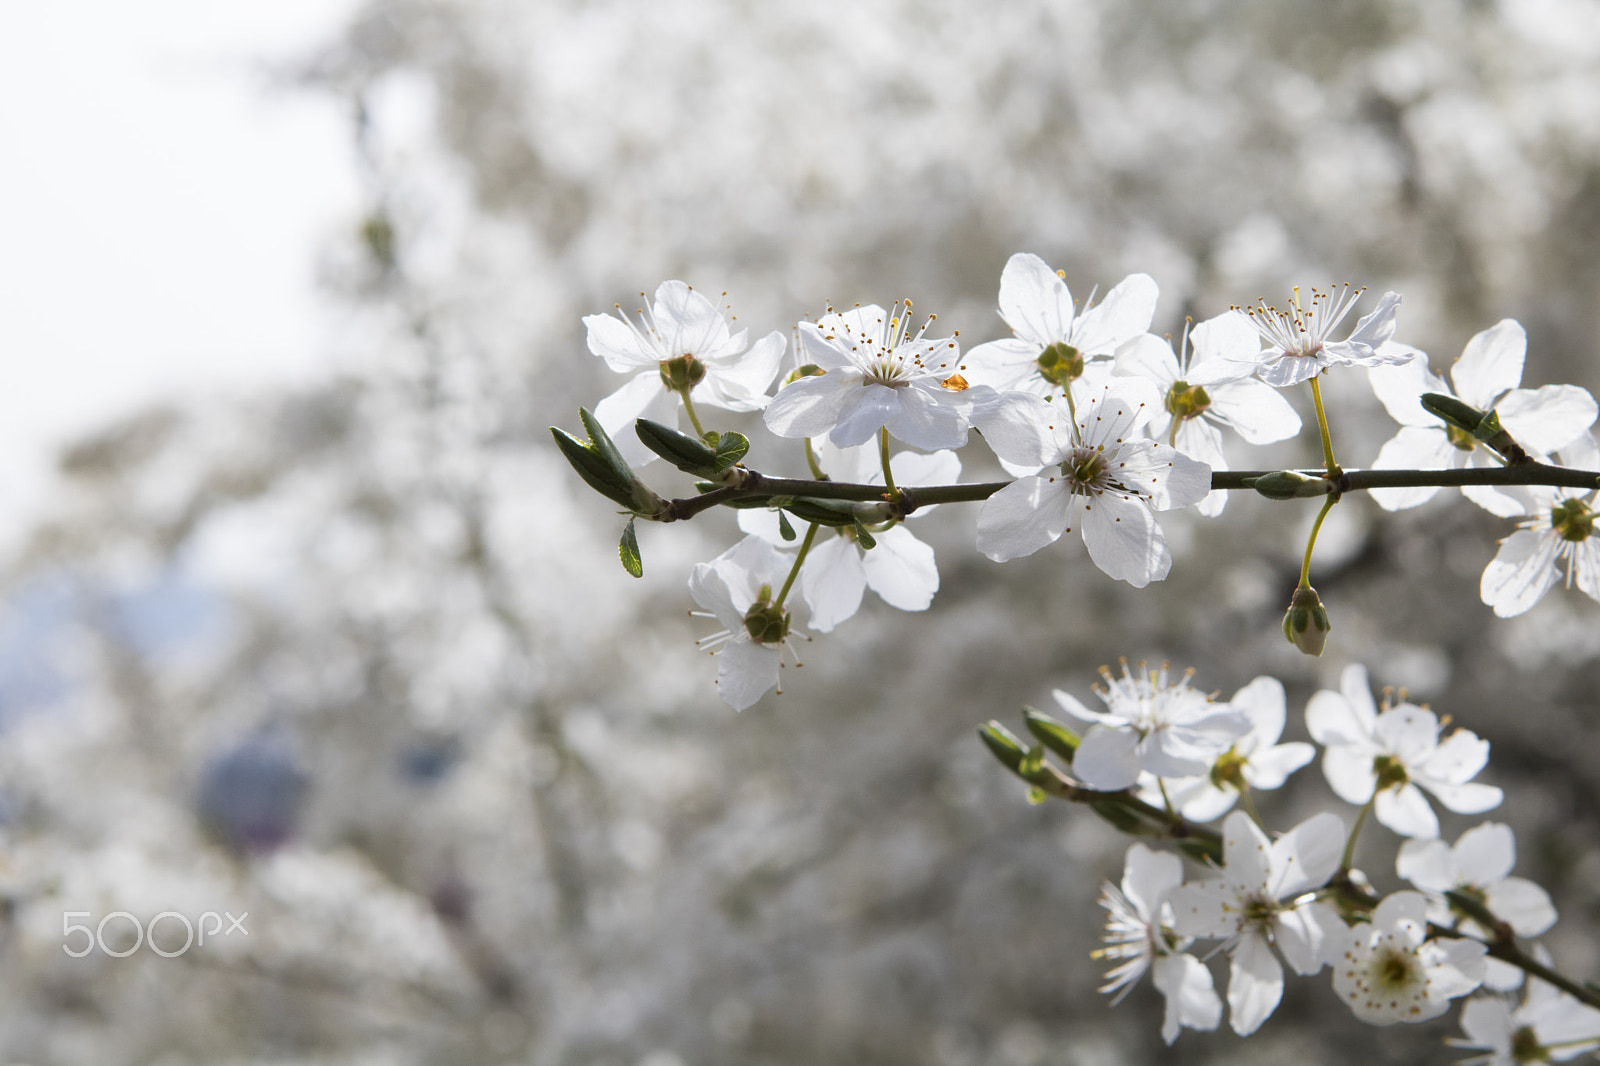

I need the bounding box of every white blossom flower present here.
[1190,284,1405,389]
[1114,311,1302,516]
[688,535,805,711]
[763,302,980,451]
[1367,320,1598,515]
[1480,433,1600,618]
[1143,675,1316,822]
[1052,661,1252,792]
[963,252,1158,401]
[1332,890,1485,1025]
[1305,664,1503,839]
[974,383,1212,586]
[1397,822,1557,991]
[1453,976,1600,1064]
[586,280,785,465]
[737,443,959,632]
[1094,843,1223,1044]
[1171,810,1346,1036]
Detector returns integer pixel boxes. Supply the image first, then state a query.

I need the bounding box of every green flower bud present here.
[1164,380,1212,421]
[1552,498,1595,543]
[658,353,708,391]
[742,586,791,645]
[1283,586,1331,657]
[1036,342,1085,391]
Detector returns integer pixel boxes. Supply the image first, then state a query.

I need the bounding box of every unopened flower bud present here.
[1250,471,1332,500]
[1282,586,1331,657]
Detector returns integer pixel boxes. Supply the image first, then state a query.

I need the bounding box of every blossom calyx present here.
[1283,586,1331,657]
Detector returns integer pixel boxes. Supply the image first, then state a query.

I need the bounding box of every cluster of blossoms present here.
[559,262,1600,1055]
[567,257,1600,710]
[1029,660,1600,1056]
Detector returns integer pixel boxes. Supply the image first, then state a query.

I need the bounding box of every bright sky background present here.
[0,1,361,519]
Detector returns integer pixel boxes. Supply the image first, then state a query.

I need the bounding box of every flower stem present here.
[1238,786,1266,832]
[878,427,899,496]
[773,521,820,609]
[1309,375,1340,476]
[1339,796,1374,872]
[804,438,827,480]
[1298,494,1338,590]
[677,387,708,438]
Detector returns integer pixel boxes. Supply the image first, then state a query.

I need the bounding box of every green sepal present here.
[551,424,637,509]
[619,518,643,578]
[978,721,1028,773]
[777,510,797,541]
[1022,708,1080,764]
[712,431,750,472]
[851,520,877,549]
[635,417,718,473]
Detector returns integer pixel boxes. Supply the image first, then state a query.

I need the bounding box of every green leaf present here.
[551,426,637,508]
[852,520,876,550]
[635,418,718,473]
[977,722,1027,773]
[619,518,643,578]
[1017,744,1045,777]
[777,510,797,541]
[781,499,858,526]
[1026,786,1048,806]
[712,431,750,471]
[578,407,636,486]
[1022,708,1080,764]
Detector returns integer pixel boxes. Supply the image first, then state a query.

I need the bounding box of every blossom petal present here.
[1485,877,1558,937]
[880,383,972,450]
[830,383,914,447]
[1482,529,1565,617]
[1073,274,1159,355]
[1152,953,1223,1044]
[800,534,867,633]
[1497,384,1599,455]
[1450,319,1526,408]
[1082,490,1169,587]
[976,476,1072,562]
[1273,812,1345,897]
[1375,782,1440,839]
[1074,726,1145,790]
[997,253,1076,350]
[1122,843,1184,918]
[715,640,780,711]
[764,371,857,440]
[1206,377,1302,444]
[861,526,939,612]
[594,369,680,466]
[1369,427,1455,511]
[585,311,662,372]
[1222,810,1273,893]
[1243,742,1315,790]
[1368,347,1449,427]
[1226,932,1284,1036]
[1395,838,1455,893]
[699,329,784,411]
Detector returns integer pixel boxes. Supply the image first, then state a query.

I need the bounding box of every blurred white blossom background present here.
[4,1,1600,1063]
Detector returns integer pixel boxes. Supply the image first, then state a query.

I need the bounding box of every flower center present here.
[1036,342,1085,391]
[1509,1025,1546,1063]
[659,353,707,391]
[1372,944,1421,990]
[1063,446,1109,492]
[742,585,792,645]
[1209,747,1249,791]
[1165,380,1212,421]
[1373,753,1410,790]
[1552,498,1594,543]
